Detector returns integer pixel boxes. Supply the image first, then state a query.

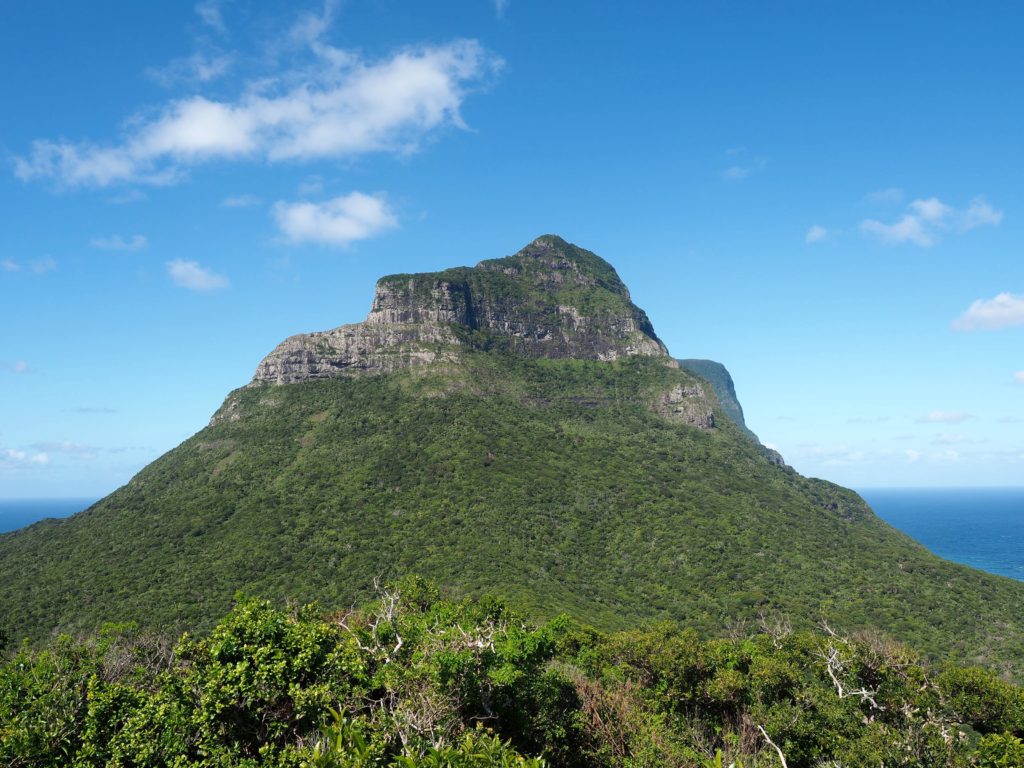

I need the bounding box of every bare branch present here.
[757,724,789,768]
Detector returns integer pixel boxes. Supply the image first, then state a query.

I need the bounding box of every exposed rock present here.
[656,383,716,430]
[252,236,670,385]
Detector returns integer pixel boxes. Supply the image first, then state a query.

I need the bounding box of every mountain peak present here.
[252,236,669,384]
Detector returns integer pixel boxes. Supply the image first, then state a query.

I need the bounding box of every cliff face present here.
[252,235,670,384]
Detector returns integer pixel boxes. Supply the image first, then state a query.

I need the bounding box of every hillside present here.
[2,236,1024,677]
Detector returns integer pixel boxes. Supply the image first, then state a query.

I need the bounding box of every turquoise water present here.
[0,498,96,534]
[3,490,1023,583]
[859,487,1024,582]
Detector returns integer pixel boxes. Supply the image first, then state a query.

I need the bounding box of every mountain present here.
[3,235,1024,676]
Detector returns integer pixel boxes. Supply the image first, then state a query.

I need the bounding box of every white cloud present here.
[12,360,30,374]
[90,234,148,251]
[805,225,829,244]
[166,260,229,291]
[273,192,398,247]
[904,448,921,463]
[220,193,261,208]
[722,158,767,181]
[952,292,1024,331]
[147,53,234,87]
[1014,371,1024,385]
[1,447,49,467]
[963,197,1003,230]
[16,33,500,188]
[30,257,57,274]
[861,211,938,246]
[909,196,952,223]
[195,0,227,31]
[298,175,324,195]
[2,257,55,274]
[916,410,975,424]
[493,0,510,17]
[861,196,1002,247]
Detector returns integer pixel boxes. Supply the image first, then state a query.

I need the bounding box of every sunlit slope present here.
[3,353,1023,676]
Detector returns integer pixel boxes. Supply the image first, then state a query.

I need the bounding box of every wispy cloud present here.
[298,175,324,195]
[5,360,31,374]
[147,52,234,87]
[1,447,50,467]
[722,157,767,181]
[1014,371,1024,385]
[220,193,261,208]
[866,187,904,204]
[952,292,1024,331]
[805,225,829,244]
[30,256,57,273]
[273,191,398,247]
[31,441,99,458]
[16,23,501,188]
[195,0,227,32]
[493,0,510,17]
[2,257,56,274]
[861,196,1002,247]
[167,259,229,291]
[90,234,148,251]
[916,410,975,424]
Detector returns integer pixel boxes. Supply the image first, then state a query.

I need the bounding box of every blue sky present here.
[1,0,1022,497]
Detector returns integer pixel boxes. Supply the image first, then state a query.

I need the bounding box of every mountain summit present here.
[253,235,668,384]
[3,236,1024,677]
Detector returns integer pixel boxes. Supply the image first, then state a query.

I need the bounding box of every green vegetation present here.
[676,359,751,438]
[3,583,1024,767]
[3,352,1024,678]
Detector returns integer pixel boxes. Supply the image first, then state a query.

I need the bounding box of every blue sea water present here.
[0,498,96,534]
[859,487,1024,582]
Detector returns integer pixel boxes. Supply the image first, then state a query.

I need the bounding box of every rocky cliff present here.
[252,235,670,384]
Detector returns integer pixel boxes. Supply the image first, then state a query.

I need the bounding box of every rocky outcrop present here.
[656,383,716,430]
[252,236,670,385]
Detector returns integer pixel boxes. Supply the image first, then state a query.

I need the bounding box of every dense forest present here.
[5,354,1024,679]
[3,580,1023,767]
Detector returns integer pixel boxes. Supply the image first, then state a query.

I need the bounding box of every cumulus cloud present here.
[15,32,501,188]
[273,192,398,247]
[805,225,829,244]
[916,410,975,424]
[952,292,1024,331]
[861,196,1002,247]
[166,260,229,291]
[91,234,148,251]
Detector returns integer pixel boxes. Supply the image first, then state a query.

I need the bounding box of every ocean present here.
[859,487,1024,582]
[0,498,96,534]
[2,490,1023,583]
